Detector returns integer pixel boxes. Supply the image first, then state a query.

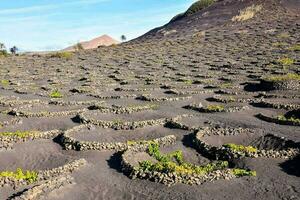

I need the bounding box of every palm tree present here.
[0,43,7,56]
[121,35,127,42]
[75,43,84,51]
[10,46,18,55]
[0,43,6,50]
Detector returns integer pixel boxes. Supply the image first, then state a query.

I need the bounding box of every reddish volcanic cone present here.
[63,34,119,51]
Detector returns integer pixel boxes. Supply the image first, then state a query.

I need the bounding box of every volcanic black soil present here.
[0,0,299,199]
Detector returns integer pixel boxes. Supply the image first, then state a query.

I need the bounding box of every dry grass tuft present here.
[264,73,300,82]
[163,30,177,36]
[232,5,262,22]
[50,52,73,59]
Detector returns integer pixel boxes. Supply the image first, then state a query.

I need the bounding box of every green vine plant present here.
[127,139,157,146]
[223,143,258,154]
[0,168,38,183]
[50,90,63,98]
[206,104,225,112]
[138,143,256,177]
[277,115,300,124]
[0,130,38,138]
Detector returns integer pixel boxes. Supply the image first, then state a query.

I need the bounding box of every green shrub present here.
[223,143,257,154]
[0,168,38,183]
[232,169,256,177]
[227,96,236,102]
[171,150,184,165]
[147,142,184,163]
[183,79,193,85]
[141,143,228,175]
[0,130,37,138]
[206,104,225,112]
[127,140,137,146]
[177,78,193,85]
[277,115,300,123]
[277,58,294,66]
[272,42,288,47]
[289,44,300,51]
[50,90,63,98]
[50,52,73,59]
[127,103,158,110]
[139,160,229,176]
[186,0,216,16]
[139,157,228,176]
[170,0,216,22]
[264,73,300,82]
[138,143,256,177]
[220,83,232,89]
[112,119,124,125]
[1,79,9,86]
[277,32,290,38]
[127,140,157,146]
[288,44,300,51]
[0,50,8,57]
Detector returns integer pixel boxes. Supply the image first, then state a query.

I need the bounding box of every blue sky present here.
[0,0,195,51]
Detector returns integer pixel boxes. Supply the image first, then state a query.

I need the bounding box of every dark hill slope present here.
[135,0,300,42]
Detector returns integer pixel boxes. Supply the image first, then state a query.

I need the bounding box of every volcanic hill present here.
[63,34,119,51]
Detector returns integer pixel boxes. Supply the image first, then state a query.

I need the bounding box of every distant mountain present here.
[63,34,119,51]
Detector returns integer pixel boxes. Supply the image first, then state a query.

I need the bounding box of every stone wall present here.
[193,127,299,160]
[8,108,87,118]
[0,159,86,188]
[260,79,300,91]
[59,124,176,151]
[121,144,239,186]
[0,129,61,150]
[11,176,74,200]
[256,113,300,126]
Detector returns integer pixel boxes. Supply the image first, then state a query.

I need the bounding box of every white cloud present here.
[0,5,56,15]
[0,0,110,15]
